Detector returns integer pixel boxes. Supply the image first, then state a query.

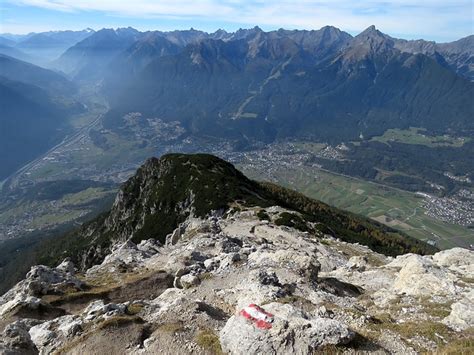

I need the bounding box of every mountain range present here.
[0,29,95,66]
[1,25,471,151]
[53,26,473,143]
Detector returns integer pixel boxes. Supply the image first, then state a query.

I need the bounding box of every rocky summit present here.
[0,155,473,354]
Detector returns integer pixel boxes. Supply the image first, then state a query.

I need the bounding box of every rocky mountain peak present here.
[353,25,394,49]
[98,154,269,246]
[320,25,345,37]
[338,25,397,63]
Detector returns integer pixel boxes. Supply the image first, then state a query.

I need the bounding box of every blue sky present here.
[1,1,473,42]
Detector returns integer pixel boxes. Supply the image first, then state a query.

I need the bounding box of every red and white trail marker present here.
[239,304,274,329]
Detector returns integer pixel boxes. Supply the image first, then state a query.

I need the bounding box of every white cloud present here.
[6,0,474,40]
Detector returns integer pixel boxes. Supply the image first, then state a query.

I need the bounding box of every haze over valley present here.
[1,25,472,248]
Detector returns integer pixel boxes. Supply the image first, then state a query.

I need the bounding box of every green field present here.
[241,164,473,249]
[370,127,470,147]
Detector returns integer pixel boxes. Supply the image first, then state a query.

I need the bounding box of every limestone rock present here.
[346,255,369,271]
[390,254,458,296]
[0,320,38,355]
[0,264,83,317]
[432,248,474,276]
[83,300,127,321]
[443,290,474,331]
[29,315,82,355]
[55,258,76,275]
[179,274,201,289]
[220,303,354,354]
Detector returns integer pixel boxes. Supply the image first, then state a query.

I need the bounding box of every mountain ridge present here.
[33,154,436,272]
[100,25,473,143]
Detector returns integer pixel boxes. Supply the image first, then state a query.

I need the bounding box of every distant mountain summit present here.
[55,27,141,79]
[2,29,95,65]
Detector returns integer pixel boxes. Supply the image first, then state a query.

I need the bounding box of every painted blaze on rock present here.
[239,304,274,329]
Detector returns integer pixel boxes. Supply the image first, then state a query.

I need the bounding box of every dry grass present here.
[435,328,474,355]
[97,315,143,330]
[126,303,144,315]
[45,269,163,306]
[333,242,385,267]
[368,313,456,352]
[420,298,453,319]
[195,329,223,354]
[158,322,185,334]
[458,277,474,285]
[198,272,214,281]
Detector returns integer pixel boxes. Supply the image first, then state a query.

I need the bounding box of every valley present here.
[1,118,472,249]
[0,25,472,250]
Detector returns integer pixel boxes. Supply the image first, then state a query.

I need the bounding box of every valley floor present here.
[0,94,472,249]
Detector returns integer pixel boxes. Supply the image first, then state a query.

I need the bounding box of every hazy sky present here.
[1,0,473,42]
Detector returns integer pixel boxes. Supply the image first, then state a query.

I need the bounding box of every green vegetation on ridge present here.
[33,154,436,272]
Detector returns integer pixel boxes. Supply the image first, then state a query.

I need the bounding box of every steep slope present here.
[279,25,352,59]
[0,36,15,47]
[0,54,75,95]
[394,35,474,80]
[55,28,142,80]
[286,26,474,139]
[103,33,182,97]
[103,35,310,140]
[0,56,79,180]
[0,44,34,63]
[161,28,211,46]
[0,77,72,179]
[36,154,435,270]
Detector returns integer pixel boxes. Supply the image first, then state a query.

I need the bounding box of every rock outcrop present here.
[0,207,472,354]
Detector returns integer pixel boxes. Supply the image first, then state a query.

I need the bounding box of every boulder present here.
[248,249,320,282]
[220,303,354,354]
[137,238,162,255]
[165,223,187,246]
[29,315,82,355]
[55,258,76,275]
[432,248,474,276]
[0,295,46,317]
[220,237,242,253]
[83,300,127,321]
[443,290,474,331]
[25,265,84,295]
[390,254,458,296]
[0,320,38,355]
[346,256,369,271]
[204,257,220,271]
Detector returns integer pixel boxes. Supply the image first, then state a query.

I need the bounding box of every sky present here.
[0,0,473,42]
